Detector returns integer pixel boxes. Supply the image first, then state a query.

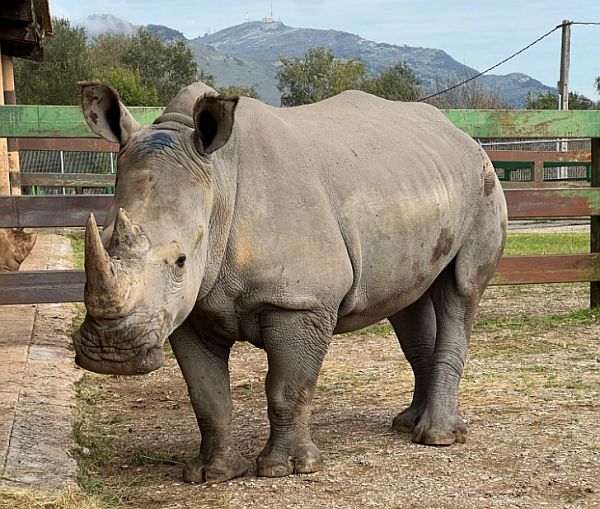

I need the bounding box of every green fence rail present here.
[1,106,600,139]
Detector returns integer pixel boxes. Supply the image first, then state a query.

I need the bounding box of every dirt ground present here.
[73,281,600,509]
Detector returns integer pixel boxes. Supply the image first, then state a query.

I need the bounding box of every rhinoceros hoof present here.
[391,406,422,433]
[412,414,468,446]
[183,454,249,484]
[257,442,323,477]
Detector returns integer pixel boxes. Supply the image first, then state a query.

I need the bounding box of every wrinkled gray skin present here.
[73,81,507,483]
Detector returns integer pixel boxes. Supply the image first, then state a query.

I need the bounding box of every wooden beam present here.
[0,2,34,23]
[2,54,19,195]
[501,181,588,189]
[444,109,600,138]
[503,188,600,218]
[591,138,600,307]
[10,172,116,188]
[492,254,600,285]
[0,195,111,227]
[0,270,85,304]
[2,252,599,305]
[0,188,598,229]
[487,150,591,164]
[0,20,42,45]
[0,44,7,196]
[15,137,118,152]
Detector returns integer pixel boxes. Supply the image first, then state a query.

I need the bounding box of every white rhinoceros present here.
[74,82,507,483]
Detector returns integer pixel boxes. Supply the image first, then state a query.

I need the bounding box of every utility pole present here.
[558,19,571,112]
[557,20,571,156]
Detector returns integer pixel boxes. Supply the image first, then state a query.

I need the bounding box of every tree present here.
[14,18,93,104]
[217,85,260,100]
[527,90,597,109]
[121,29,198,105]
[596,76,600,97]
[425,73,506,109]
[361,62,421,101]
[89,33,131,70]
[276,47,367,106]
[94,67,158,106]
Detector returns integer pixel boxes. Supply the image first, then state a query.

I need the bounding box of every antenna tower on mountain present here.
[263,3,274,23]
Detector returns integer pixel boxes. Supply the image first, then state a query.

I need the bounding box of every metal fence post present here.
[591,137,600,307]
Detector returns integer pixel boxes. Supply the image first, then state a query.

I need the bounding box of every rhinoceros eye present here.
[176,255,186,268]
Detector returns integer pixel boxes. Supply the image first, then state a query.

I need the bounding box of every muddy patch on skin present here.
[431,227,454,263]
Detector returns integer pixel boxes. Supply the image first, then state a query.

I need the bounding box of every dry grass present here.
[0,488,103,509]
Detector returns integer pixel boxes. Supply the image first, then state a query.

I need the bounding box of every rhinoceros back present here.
[209,91,495,328]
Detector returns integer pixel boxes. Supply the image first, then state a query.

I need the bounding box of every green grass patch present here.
[473,307,600,334]
[71,303,86,334]
[504,232,589,256]
[344,323,393,336]
[67,230,85,269]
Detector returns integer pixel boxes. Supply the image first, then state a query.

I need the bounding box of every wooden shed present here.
[0,0,53,60]
[0,1,52,268]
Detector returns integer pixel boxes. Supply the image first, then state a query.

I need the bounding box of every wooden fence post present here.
[2,54,19,195]
[0,43,8,196]
[591,137,600,307]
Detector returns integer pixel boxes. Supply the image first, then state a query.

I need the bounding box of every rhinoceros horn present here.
[111,208,144,253]
[85,213,114,288]
[84,213,129,316]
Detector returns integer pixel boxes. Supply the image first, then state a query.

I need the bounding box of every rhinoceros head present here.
[0,228,37,271]
[73,82,238,375]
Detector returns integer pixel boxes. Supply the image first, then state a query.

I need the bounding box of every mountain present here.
[79,15,554,106]
[196,21,554,105]
[80,14,138,39]
[146,24,186,42]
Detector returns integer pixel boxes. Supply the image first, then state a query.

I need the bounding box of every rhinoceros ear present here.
[79,81,140,145]
[192,94,239,155]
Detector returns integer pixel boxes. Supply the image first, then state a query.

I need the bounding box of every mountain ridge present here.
[80,15,554,106]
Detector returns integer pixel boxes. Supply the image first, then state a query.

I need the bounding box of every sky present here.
[51,0,600,100]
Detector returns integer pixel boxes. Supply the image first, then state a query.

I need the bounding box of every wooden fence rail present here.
[10,172,115,188]
[0,106,599,306]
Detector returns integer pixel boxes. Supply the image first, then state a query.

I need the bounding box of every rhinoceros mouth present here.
[74,343,164,375]
[73,314,167,375]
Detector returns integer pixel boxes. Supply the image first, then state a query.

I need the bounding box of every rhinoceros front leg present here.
[169,321,248,483]
[257,309,333,477]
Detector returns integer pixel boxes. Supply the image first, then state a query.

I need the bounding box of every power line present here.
[505,90,533,107]
[419,23,565,102]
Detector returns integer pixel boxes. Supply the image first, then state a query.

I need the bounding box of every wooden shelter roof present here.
[0,0,53,60]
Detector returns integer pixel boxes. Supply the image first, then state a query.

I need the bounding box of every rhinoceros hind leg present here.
[409,257,483,446]
[389,293,436,434]
[412,186,506,446]
[257,309,333,477]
